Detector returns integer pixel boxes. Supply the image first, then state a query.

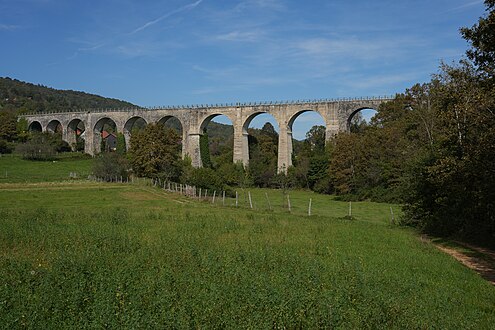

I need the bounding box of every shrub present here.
[15,134,56,160]
[0,139,13,154]
[92,152,130,181]
[183,167,225,192]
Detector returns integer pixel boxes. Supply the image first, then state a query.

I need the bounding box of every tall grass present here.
[0,153,92,183]
[0,184,494,328]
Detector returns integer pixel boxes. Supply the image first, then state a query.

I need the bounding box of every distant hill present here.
[0,77,304,146]
[0,77,136,114]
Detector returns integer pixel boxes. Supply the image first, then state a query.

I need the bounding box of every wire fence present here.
[88,175,323,217]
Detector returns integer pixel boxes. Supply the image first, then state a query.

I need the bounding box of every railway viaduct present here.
[21,97,393,172]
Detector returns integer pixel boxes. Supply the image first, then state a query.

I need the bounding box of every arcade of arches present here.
[22,98,390,173]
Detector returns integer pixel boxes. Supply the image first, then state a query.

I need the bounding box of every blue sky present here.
[0,0,486,139]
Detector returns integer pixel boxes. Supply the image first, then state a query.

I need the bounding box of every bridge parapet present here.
[22,96,394,116]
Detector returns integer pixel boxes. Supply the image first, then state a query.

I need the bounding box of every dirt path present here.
[425,236,495,285]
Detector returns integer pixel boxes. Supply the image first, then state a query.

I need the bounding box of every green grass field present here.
[0,156,494,328]
[0,153,93,183]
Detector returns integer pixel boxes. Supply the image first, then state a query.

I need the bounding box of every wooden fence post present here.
[265,192,271,211]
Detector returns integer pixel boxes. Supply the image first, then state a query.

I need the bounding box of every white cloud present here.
[446,1,483,12]
[234,0,286,12]
[216,30,263,42]
[130,0,204,34]
[338,72,426,93]
[291,37,421,62]
[0,24,20,30]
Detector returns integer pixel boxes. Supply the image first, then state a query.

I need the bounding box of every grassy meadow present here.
[0,156,494,328]
[0,153,92,183]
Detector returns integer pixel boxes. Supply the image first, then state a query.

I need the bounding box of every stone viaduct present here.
[21,97,393,172]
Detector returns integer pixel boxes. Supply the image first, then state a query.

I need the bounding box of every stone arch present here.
[46,119,62,134]
[157,115,185,157]
[347,107,378,132]
[28,121,42,132]
[242,112,279,135]
[124,116,147,134]
[123,116,148,150]
[288,109,327,138]
[67,119,86,151]
[240,112,280,169]
[157,115,184,133]
[93,117,117,153]
[286,110,327,169]
[200,113,234,133]
[198,114,234,168]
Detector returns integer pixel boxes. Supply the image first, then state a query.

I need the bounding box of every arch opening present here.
[158,116,183,135]
[68,119,86,152]
[288,110,328,190]
[288,110,326,142]
[199,114,234,169]
[94,117,117,153]
[46,120,62,134]
[157,116,184,156]
[348,108,378,133]
[243,112,279,187]
[124,116,147,150]
[124,116,147,135]
[28,121,42,133]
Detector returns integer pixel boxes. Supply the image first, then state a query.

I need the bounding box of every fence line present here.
[88,176,322,216]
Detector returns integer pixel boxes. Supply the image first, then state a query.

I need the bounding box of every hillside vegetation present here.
[0,77,136,114]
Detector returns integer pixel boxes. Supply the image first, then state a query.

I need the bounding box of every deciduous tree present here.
[128,124,183,181]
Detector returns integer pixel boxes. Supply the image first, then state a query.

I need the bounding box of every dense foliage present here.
[312,2,495,245]
[461,0,495,79]
[92,152,130,181]
[0,77,135,114]
[15,132,71,160]
[128,124,183,182]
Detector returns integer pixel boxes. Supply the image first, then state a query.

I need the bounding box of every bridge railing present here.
[21,95,395,116]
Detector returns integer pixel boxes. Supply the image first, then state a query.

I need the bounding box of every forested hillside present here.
[0,77,136,114]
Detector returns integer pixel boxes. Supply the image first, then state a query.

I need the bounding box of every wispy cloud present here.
[66,1,204,60]
[191,85,241,95]
[234,0,285,12]
[130,0,204,34]
[340,71,426,91]
[216,30,263,42]
[290,37,422,61]
[67,39,107,59]
[446,0,483,12]
[0,24,20,31]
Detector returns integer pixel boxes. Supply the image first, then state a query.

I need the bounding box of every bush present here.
[183,167,225,192]
[0,139,13,154]
[15,134,56,160]
[217,162,248,187]
[92,152,130,181]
